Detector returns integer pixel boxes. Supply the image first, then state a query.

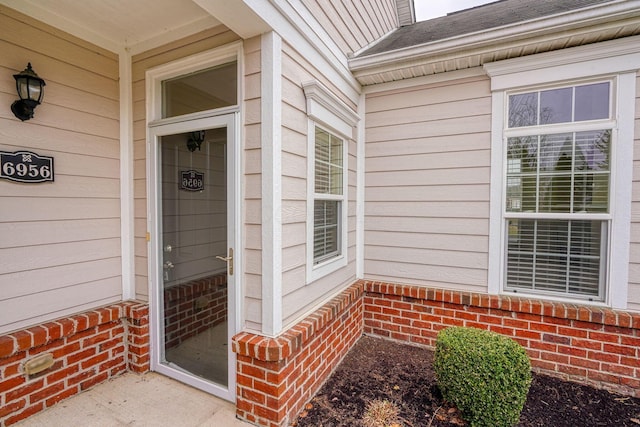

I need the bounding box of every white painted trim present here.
[146,42,243,123]
[145,45,244,400]
[363,67,486,94]
[608,72,635,309]
[243,0,361,103]
[147,113,239,401]
[306,121,349,284]
[302,80,360,138]
[485,48,640,308]
[119,49,135,300]
[261,32,283,337]
[487,90,505,296]
[356,94,365,279]
[484,36,640,91]
[303,80,358,284]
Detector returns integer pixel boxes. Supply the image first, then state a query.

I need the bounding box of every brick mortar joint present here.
[233,282,364,362]
[359,280,639,330]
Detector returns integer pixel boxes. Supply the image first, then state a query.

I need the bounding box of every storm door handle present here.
[215,248,234,275]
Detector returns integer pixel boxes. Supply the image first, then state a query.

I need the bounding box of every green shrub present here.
[434,327,532,427]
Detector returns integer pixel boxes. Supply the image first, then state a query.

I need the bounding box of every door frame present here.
[145,45,243,402]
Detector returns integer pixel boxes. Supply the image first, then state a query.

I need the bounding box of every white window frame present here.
[303,81,359,283]
[484,36,640,309]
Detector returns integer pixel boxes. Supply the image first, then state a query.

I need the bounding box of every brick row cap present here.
[0,301,148,359]
[233,282,364,362]
[360,279,640,329]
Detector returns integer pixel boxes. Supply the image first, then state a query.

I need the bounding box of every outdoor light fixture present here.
[11,63,46,121]
[187,130,205,152]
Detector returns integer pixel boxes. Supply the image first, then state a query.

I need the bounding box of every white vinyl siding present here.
[364,71,492,292]
[278,42,358,329]
[300,0,398,55]
[0,6,121,333]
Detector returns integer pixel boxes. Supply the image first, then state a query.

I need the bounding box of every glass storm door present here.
[151,115,236,401]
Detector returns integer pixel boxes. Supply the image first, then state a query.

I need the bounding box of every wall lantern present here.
[11,63,46,121]
[187,130,205,152]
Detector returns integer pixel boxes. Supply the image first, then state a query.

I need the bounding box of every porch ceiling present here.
[0,0,226,54]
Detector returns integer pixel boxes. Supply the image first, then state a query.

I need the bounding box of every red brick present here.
[66,347,96,365]
[81,352,109,370]
[529,322,557,333]
[543,334,570,345]
[1,375,27,400]
[557,326,588,338]
[29,381,65,404]
[0,335,16,357]
[541,351,569,364]
[5,402,43,426]
[80,371,108,391]
[570,356,599,370]
[14,331,32,352]
[572,338,602,351]
[46,364,80,384]
[588,350,620,364]
[601,363,635,377]
[557,345,587,358]
[603,343,636,357]
[558,364,587,377]
[589,331,620,344]
[0,399,26,418]
[45,386,78,407]
[28,326,48,348]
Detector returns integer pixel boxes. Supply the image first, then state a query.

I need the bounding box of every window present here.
[313,126,344,264]
[303,81,358,283]
[505,82,611,300]
[485,37,639,308]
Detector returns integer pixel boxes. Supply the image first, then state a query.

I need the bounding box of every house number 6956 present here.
[0,151,55,183]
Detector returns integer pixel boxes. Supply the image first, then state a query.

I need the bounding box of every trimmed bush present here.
[434,327,532,427]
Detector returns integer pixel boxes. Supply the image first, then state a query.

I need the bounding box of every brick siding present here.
[0,302,150,426]
[232,283,364,427]
[362,280,640,397]
[3,277,640,427]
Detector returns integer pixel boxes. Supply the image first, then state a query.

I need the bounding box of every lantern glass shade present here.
[16,77,44,104]
[11,63,46,121]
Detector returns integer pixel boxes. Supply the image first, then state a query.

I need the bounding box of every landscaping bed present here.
[294,336,640,427]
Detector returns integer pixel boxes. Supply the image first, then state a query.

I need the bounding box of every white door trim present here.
[147,113,240,401]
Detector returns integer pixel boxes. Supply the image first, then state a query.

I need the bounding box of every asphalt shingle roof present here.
[358,0,616,57]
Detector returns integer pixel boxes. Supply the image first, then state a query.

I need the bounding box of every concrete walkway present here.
[16,373,252,427]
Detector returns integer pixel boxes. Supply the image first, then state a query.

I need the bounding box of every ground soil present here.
[294,336,640,427]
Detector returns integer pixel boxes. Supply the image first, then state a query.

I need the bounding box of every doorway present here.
[149,114,238,401]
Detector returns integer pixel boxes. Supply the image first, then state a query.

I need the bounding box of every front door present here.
[149,114,237,401]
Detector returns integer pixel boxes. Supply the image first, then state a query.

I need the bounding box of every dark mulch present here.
[294,336,640,427]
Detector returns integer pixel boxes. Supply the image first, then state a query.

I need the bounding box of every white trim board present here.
[261,31,284,337]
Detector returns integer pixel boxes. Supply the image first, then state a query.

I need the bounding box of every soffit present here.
[0,0,223,54]
[350,0,640,86]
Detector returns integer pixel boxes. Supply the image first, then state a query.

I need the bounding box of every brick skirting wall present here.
[164,274,227,349]
[232,283,364,427]
[3,279,639,426]
[362,280,640,397]
[0,302,150,426]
